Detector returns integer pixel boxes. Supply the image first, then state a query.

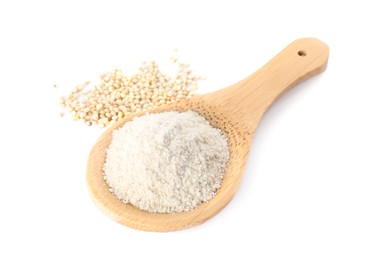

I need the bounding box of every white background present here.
[0,0,389,259]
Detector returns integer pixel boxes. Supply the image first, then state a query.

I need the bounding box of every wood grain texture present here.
[87,38,329,232]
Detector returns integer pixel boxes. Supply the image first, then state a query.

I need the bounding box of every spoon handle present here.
[202,38,329,136]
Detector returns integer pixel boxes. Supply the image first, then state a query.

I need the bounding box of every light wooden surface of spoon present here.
[87,38,329,232]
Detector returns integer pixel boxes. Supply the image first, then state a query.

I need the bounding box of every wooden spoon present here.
[87,38,329,232]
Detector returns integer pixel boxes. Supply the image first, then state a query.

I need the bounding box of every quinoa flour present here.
[103,111,229,213]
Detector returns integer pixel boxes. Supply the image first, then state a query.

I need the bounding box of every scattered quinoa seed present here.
[59,55,203,128]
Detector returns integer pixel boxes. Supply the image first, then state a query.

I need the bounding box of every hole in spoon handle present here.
[203,38,329,136]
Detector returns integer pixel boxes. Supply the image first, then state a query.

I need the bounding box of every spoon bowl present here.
[87,38,329,232]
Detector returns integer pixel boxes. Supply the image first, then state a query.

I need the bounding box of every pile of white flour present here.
[104,111,229,213]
